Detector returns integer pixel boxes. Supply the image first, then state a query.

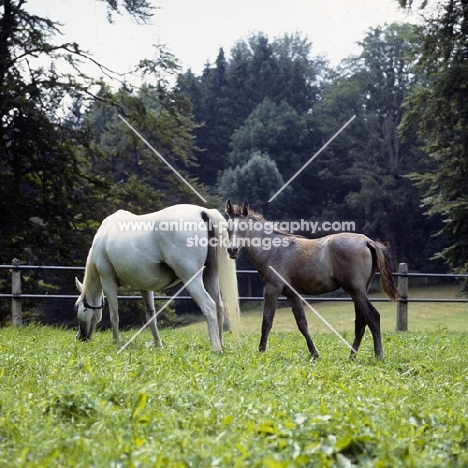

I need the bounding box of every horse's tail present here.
[367,240,399,301]
[205,209,241,338]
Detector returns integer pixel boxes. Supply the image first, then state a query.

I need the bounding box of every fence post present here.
[396,262,408,332]
[11,258,22,326]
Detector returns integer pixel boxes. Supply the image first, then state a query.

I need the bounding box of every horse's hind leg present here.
[203,266,224,346]
[184,276,223,352]
[351,292,383,359]
[288,295,320,358]
[140,290,162,348]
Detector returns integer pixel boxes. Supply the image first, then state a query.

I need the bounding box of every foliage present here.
[399,0,468,286]
[229,99,311,176]
[220,97,321,219]
[317,23,444,270]
[0,1,209,324]
[84,83,208,213]
[0,324,467,466]
[101,0,154,23]
[180,26,447,271]
[178,33,324,188]
[0,0,197,264]
[218,151,288,217]
[0,0,101,265]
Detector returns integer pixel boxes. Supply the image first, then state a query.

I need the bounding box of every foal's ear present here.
[225,199,233,216]
[75,277,83,293]
[242,200,249,216]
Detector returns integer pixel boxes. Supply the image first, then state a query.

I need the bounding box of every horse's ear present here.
[225,199,233,216]
[75,277,83,293]
[242,200,249,216]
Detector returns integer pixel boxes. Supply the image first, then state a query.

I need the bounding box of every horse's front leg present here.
[259,285,279,352]
[109,301,119,342]
[141,290,162,348]
[102,279,119,342]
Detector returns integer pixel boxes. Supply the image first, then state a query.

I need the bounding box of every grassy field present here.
[0,318,467,467]
[186,284,468,337]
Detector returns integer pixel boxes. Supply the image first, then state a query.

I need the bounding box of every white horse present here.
[74,204,240,351]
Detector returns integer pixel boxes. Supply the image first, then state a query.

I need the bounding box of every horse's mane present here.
[230,204,305,238]
[81,248,102,295]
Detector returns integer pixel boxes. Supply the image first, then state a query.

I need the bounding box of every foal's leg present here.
[259,285,280,352]
[288,295,320,358]
[350,304,366,359]
[351,292,383,359]
[140,290,162,348]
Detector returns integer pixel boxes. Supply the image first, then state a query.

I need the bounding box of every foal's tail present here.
[368,240,399,301]
[206,209,241,338]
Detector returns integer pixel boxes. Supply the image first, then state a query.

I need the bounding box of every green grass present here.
[223,284,468,335]
[0,323,467,467]
[233,299,468,335]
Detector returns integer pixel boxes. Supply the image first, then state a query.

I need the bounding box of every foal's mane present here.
[230,204,305,238]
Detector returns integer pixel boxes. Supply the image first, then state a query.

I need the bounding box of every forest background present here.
[1,0,467,325]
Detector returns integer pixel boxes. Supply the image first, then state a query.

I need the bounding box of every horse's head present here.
[74,277,105,341]
[225,199,250,259]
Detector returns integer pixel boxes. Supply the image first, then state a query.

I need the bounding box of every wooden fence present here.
[1,260,468,331]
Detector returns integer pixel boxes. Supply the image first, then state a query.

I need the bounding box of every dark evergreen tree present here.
[0,0,108,265]
[179,32,324,191]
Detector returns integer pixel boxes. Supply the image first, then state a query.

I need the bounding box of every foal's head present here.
[74,277,105,341]
[225,199,251,259]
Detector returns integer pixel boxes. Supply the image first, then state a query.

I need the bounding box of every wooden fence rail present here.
[1,261,468,331]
